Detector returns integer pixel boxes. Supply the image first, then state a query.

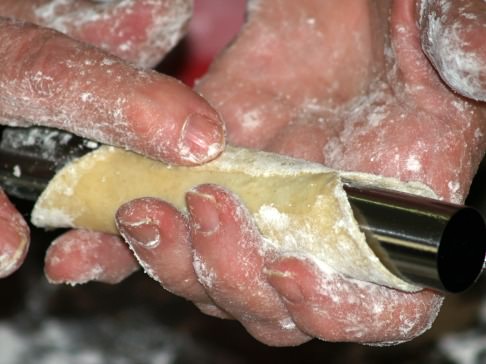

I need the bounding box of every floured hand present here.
[48,0,486,346]
[0,0,225,278]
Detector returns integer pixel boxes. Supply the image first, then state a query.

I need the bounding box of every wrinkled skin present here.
[3,0,486,347]
[0,0,224,278]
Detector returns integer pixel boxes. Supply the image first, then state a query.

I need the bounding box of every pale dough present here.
[32,146,437,291]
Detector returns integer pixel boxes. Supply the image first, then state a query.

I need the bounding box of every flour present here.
[256,205,290,232]
[447,180,460,197]
[12,165,21,178]
[0,228,28,278]
[80,92,94,103]
[32,206,76,228]
[34,0,192,69]
[192,253,217,289]
[306,17,316,27]
[421,1,486,101]
[241,109,263,132]
[0,253,15,276]
[279,317,297,331]
[406,156,422,173]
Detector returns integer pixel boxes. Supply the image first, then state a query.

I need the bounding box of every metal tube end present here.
[344,184,486,293]
[438,208,486,293]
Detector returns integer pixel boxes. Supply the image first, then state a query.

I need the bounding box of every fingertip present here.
[0,192,30,278]
[44,230,138,285]
[116,199,163,251]
[185,187,221,236]
[185,184,255,255]
[0,220,29,278]
[186,183,262,270]
[126,78,226,166]
[116,198,212,301]
[116,198,178,252]
[186,184,238,215]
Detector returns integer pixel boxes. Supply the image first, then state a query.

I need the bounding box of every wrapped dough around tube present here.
[31,146,439,292]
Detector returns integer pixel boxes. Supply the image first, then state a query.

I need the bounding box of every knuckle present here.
[1,21,72,101]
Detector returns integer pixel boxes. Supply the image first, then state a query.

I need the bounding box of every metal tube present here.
[2,126,485,293]
[343,183,486,293]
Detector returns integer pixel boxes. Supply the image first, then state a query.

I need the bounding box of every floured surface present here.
[32,146,436,291]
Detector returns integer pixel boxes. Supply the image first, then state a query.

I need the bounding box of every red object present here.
[159,0,246,86]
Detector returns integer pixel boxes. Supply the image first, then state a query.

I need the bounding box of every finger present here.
[44,229,139,285]
[0,18,224,165]
[0,0,193,68]
[187,184,310,346]
[266,257,444,344]
[0,189,30,278]
[115,197,229,319]
[417,0,486,101]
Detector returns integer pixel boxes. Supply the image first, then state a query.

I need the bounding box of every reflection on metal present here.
[344,182,486,293]
[0,127,96,200]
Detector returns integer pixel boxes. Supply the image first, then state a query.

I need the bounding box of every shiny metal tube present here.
[344,183,486,293]
[1,126,486,293]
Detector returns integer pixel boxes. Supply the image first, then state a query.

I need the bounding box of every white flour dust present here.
[421,0,486,101]
[34,0,192,69]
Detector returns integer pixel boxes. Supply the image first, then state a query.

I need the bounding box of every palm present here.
[197,0,486,203]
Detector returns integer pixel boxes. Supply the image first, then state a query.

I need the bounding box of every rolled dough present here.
[31,146,437,291]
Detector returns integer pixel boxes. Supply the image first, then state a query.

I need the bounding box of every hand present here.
[0,0,225,279]
[48,0,486,346]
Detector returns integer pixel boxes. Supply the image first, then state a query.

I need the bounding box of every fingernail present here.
[179,113,225,163]
[265,269,304,304]
[186,191,220,236]
[118,220,160,249]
